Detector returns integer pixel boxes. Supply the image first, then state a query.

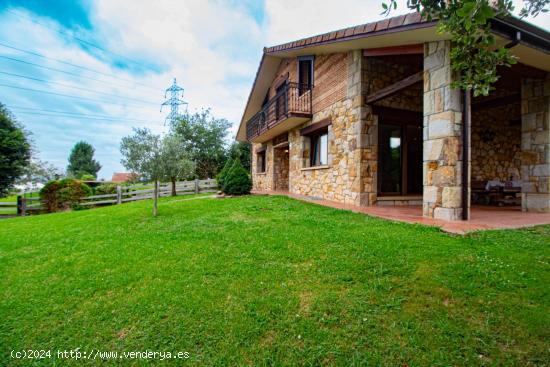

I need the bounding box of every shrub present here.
[222,160,252,195]
[95,183,117,195]
[216,158,234,190]
[40,179,92,212]
[79,173,96,181]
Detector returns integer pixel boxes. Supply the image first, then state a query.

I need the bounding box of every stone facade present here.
[521,76,550,212]
[471,103,521,181]
[252,50,371,205]
[250,40,544,220]
[422,41,465,221]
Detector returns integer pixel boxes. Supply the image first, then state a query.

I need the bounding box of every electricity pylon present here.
[161,78,188,125]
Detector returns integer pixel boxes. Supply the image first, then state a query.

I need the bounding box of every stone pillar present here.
[521,76,550,212]
[348,50,377,206]
[422,41,465,220]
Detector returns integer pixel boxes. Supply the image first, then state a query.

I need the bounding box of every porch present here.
[253,190,550,234]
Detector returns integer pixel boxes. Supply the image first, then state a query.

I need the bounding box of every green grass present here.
[0,195,548,366]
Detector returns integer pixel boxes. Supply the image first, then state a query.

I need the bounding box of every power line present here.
[0,55,159,93]
[7,106,155,123]
[0,82,152,107]
[10,110,157,124]
[0,70,158,105]
[0,41,159,92]
[5,9,156,73]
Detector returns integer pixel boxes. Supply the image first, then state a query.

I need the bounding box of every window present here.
[257,150,266,173]
[298,56,314,95]
[310,130,328,166]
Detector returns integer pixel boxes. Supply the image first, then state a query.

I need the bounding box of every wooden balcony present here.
[246,82,312,143]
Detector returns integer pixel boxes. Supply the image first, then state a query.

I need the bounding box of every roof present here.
[236,12,550,141]
[264,13,425,54]
[111,172,137,183]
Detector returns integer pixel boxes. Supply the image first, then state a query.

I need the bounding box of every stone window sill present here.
[300,165,330,171]
[255,172,267,175]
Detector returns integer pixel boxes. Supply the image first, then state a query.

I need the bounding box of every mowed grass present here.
[0,195,549,366]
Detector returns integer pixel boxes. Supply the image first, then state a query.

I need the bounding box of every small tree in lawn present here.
[215,158,234,190]
[222,159,252,195]
[120,128,164,216]
[162,134,195,196]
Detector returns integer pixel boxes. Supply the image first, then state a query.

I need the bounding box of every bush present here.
[79,173,96,181]
[40,179,92,212]
[216,158,234,190]
[95,183,117,195]
[222,160,252,195]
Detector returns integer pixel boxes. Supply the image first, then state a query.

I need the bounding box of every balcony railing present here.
[246,82,312,141]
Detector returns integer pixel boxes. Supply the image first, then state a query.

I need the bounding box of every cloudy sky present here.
[0,0,548,179]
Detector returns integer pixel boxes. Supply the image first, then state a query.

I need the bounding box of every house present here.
[236,12,550,221]
[111,172,137,183]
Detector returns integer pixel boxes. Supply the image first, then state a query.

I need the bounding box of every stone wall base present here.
[522,193,550,213]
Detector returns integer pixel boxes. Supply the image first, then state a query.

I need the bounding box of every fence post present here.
[17,195,26,216]
[116,185,122,204]
[195,178,199,194]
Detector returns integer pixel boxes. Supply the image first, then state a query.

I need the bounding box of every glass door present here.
[378,123,402,195]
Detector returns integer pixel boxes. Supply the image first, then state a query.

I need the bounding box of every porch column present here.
[348,50,376,206]
[521,76,550,212]
[422,41,466,220]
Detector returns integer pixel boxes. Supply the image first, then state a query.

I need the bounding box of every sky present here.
[0,0,548,180]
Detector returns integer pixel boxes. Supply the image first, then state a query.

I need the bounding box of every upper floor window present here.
[310,129,328,166]
[298,56,314,95]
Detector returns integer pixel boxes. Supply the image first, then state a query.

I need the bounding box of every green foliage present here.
[216,158,234,190]
[161,134,196,182]
[95,183,118,195]
[382,0,548,96]
[16,159,61,185]
[171,109,231,179]
[79,173,96,181]
[39,178,92,212]
[0,103,31,196]
[222,159,252,195]
[228,141,251,173]
[67,141,101,178]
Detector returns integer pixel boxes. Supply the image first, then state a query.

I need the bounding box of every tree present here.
[228,141,251,173]
[171,109,231,179]
[222,159,252,195]
[16,159,62,189]
[162,134,196,196]
[0,103,31,197]
[120,128,164,216]
[382,0,548,96]
[216,158,234,190]
[120,129,197,215]
[67,141,101,179]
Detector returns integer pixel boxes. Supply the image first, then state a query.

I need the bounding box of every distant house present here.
[111,172,137,183]
[236,12,550,221]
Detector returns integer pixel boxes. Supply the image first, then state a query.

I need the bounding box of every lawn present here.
[0,195,548,366]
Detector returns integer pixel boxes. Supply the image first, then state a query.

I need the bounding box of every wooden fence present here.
[0,179,217,218]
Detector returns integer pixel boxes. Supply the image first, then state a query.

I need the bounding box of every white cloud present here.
[0,1,264,179]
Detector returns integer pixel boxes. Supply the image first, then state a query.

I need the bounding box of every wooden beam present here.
[500,63,547,79]
[365,71,423,104]
[371,106,422,123]
[363,44,423,57]
[300,117,331,136]
[472,93,520,111]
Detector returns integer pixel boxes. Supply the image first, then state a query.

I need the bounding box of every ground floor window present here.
[257,150,266,173]
[310,130,328,166]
